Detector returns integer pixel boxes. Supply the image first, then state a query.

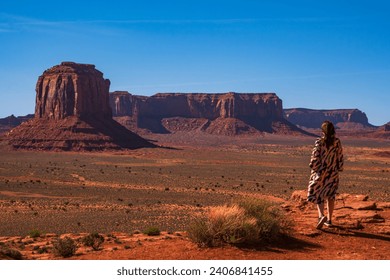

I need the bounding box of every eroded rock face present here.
[109,91,302,135]
[111,92,283,119]
[109,91,142,117]
[35,62,112,120]
[6,62,153,150]
[284,108,373,129]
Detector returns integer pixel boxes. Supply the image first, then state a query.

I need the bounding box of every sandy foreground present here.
[0,135,389,260]
[1,191,389,260]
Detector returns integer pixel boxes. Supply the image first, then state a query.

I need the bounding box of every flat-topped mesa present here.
[110,92,283,119]
[284,108,374,129]
[35,61,112,120]
[147,92,283,120]
[109,91,305,135]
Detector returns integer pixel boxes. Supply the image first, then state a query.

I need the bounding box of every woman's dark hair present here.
[321,121,335,148]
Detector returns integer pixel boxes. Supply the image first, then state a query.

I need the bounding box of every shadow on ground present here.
[236,234,322,254]
[322,225,390,242]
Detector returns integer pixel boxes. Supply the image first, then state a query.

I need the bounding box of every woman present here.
[307,121,344,229]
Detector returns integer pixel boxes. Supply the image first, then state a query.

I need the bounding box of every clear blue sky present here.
[1,0,389,125]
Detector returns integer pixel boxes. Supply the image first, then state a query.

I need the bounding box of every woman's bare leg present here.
[327,199,335,222]
[317,203,325,218]
[316,202,327,229]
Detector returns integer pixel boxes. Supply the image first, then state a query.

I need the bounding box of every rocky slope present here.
[369,122,390,139]
[4,62,154,150]
[110,91,308,135]
[0,114,33,135]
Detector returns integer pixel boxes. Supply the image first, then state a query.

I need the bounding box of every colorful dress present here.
[307,137,344,204]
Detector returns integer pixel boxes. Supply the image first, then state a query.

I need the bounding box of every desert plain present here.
[0,133,389,260]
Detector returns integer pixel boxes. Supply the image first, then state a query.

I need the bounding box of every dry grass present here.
[188,198,291,247]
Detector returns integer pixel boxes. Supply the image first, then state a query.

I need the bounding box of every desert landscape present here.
[0,62,389,260]
[0,134,389,260]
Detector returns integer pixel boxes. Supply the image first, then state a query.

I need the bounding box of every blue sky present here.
[1,0,389,125]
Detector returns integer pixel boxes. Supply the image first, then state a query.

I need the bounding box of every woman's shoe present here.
[324,220,332,227]
[316,216,327,229]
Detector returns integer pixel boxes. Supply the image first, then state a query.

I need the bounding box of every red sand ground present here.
[1,191,389,260]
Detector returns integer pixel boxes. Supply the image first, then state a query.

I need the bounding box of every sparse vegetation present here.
[37,246,49,254]
[28,229,41,238]
[188,198,291,247]
[53,237,77,258]
[143,227,161,236]
[0,138,388,239]
[0,244,23,260]
[82,233,104,251]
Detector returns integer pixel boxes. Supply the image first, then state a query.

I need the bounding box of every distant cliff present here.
[109,91,308,135]
[283,108,375,130]
[0,114,34,135]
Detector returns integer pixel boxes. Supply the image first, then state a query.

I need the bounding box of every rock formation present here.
[384,122,390,132]
[110,91,308,135]
[0,114,33,135]
[6,62,154,151]
[284,108,375,129]
[35,62,112,120]
[369,121,390,139]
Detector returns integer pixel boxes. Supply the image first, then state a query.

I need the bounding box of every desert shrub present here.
[82,233,104,251]
[188,205,258,247]
[0,245,23,260]
[188,198,291,247]
[37,246,49,254]
[187,218,212,246]
[237,198,291,243]
[28,229,41,238]
[53,237,77,258]
[143,227,161,236]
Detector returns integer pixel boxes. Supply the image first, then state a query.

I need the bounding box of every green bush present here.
[53,237,77,258]
[28,229,41,238]
[188,198,291,247]
[82,233,104,251]
[143,227,161,236]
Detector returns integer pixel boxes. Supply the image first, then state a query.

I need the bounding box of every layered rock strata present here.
[0,114,33,135]
[35,62,112,120]
[110,91,307,135]
[284,108,374,129]
[6,62,154,150]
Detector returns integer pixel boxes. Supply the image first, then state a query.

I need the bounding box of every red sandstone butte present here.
[6,62,154,151]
